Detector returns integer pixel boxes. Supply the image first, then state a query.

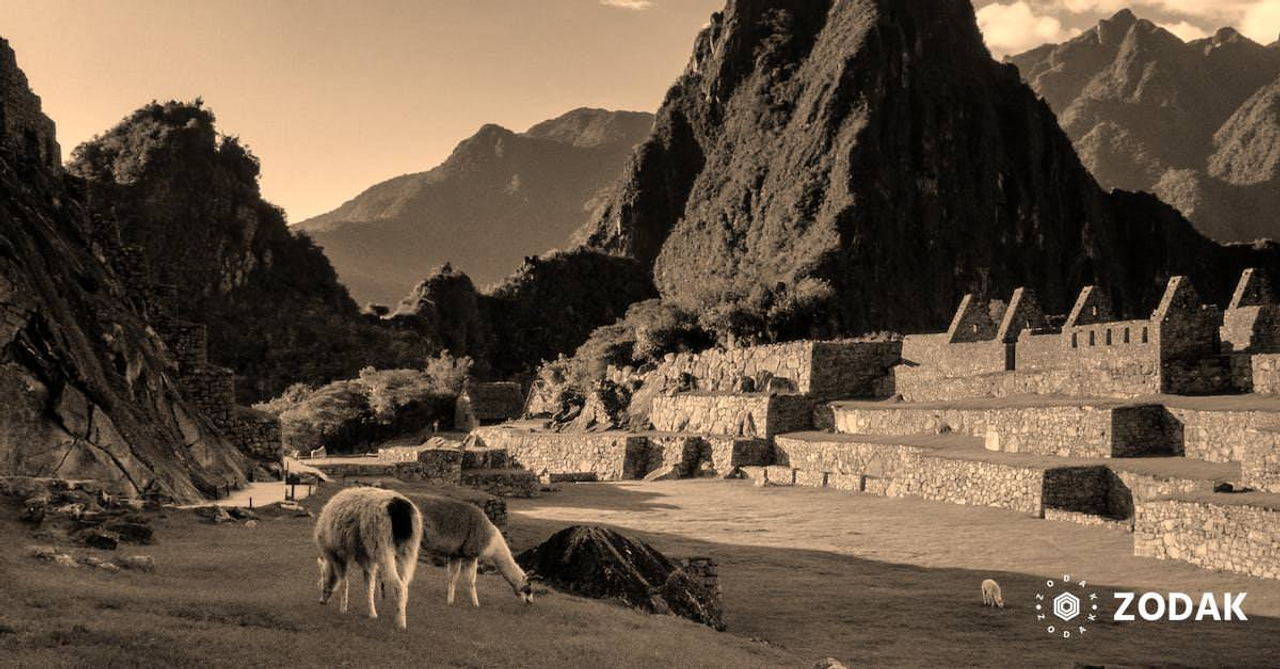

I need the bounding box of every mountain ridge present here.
[297,108,653,304]
[1009,9,1280,242]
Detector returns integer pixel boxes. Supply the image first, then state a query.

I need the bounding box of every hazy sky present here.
[3,0,1279,222]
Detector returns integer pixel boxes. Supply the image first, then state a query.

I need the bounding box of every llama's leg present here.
[464,558,480,607]
[319,557,340,604]
[446,558,460,605]
[365,563,380,619]
[381,548,408,630]
[339,563,350,613]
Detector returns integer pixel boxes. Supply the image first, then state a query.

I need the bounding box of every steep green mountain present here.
[68,102,431,401]
[576,0,1280,337]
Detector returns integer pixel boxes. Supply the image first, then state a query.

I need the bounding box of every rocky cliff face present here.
[1010,10,1280,242]
[0,38,248,501]
[68,102,429,401]
[579,0,1280,335]
[297,108,653,304]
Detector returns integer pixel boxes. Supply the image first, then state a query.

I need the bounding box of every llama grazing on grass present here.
[981,579,1004,608]
[411,493,535,606]
[314,487,423,629]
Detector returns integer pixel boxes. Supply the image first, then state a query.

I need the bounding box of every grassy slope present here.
[0,500,791,668]
[5,479,1280,667]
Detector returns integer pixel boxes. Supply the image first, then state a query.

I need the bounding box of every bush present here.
[255,353,471,454]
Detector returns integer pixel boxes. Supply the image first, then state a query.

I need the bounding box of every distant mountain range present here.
[1010,9,1280,242]
[296,108,654,305]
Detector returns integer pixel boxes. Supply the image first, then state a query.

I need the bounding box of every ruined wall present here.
[1241,428,1280,493]
[831,403,1170,458]
[1135,497,1280,580]
[771,436,1046,515]
[1250,354,1280,393]
[1221,306,1280,353]
[644,433,771,476]
[893,363,1161,402]
[899,334,1007,378]
[647,340,899,400]
[1163,407,1280,463]
[313,449,463,486]
[472,427,648,480]
[649,393,812,438]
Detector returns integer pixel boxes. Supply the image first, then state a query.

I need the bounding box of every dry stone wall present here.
[648,340,899,400]
[831,403,1170,458]
[1242,428,1280,493]
[1249,354,1280,393]
[1135,497,1280,579]
[772,436,1046,515]
[1164,407,1280,463]
[473,427,648,481]
[649,393,812,438]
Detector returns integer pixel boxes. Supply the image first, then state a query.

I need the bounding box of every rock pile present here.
[2,477,156,551]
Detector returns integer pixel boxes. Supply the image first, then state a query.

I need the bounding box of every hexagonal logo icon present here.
[1053,592,1081,622]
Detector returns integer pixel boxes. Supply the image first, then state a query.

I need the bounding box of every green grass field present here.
[2,480,1279,667]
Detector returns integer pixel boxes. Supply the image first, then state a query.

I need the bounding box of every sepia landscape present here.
[4,1,1280,666]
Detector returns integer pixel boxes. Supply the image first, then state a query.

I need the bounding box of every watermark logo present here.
[1032,573,1248,638]
[1113,592,1247,621]
[1035,574,1099,639]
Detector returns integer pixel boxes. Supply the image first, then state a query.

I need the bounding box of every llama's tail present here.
[386,496,422,586]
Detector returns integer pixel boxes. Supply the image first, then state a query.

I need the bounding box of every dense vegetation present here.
[67,101,432,401]
[254,354,471,454]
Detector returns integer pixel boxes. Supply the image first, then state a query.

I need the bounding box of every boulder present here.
[515,525,724,629]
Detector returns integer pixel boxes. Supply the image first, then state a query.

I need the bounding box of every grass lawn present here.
[2,479,1279,667]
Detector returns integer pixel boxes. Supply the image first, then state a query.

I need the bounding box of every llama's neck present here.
[484,533,526,587]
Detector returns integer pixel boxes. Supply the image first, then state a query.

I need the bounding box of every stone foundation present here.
[1164,406,1280,464]
[1135,495,1280,579]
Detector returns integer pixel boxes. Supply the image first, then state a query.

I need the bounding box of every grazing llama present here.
[414,493,535,606]
[314,487,423,629]
[981,578,1004,608]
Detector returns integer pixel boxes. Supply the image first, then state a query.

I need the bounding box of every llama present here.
[981,579,1004,608]
[413,493,535,606]
[314,487,423,629]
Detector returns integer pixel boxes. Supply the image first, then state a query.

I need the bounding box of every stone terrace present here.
[469,271,1280,581]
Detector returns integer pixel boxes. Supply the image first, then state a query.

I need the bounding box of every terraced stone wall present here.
[1135,498,1280,579]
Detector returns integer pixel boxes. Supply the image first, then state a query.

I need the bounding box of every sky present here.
[2,0,1279,223]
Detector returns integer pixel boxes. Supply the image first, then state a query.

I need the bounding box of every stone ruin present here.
[471,272,1280,581]
[88,209,283,471]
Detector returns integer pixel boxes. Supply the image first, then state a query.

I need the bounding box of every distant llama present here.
[981,579,1004,608]
[413,493,535,606]
[314,487,423,629]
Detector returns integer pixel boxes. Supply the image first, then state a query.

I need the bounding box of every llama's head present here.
[515,570,541,604]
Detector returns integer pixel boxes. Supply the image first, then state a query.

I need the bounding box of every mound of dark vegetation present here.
[516,525,724,630]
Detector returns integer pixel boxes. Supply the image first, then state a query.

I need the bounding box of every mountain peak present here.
[524,107,654,149]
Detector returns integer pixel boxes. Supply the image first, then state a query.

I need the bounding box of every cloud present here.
[600,0,655,10]
[1240,0,1280,43]
[977,2,1081,55]
[1159,20,1211,41]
